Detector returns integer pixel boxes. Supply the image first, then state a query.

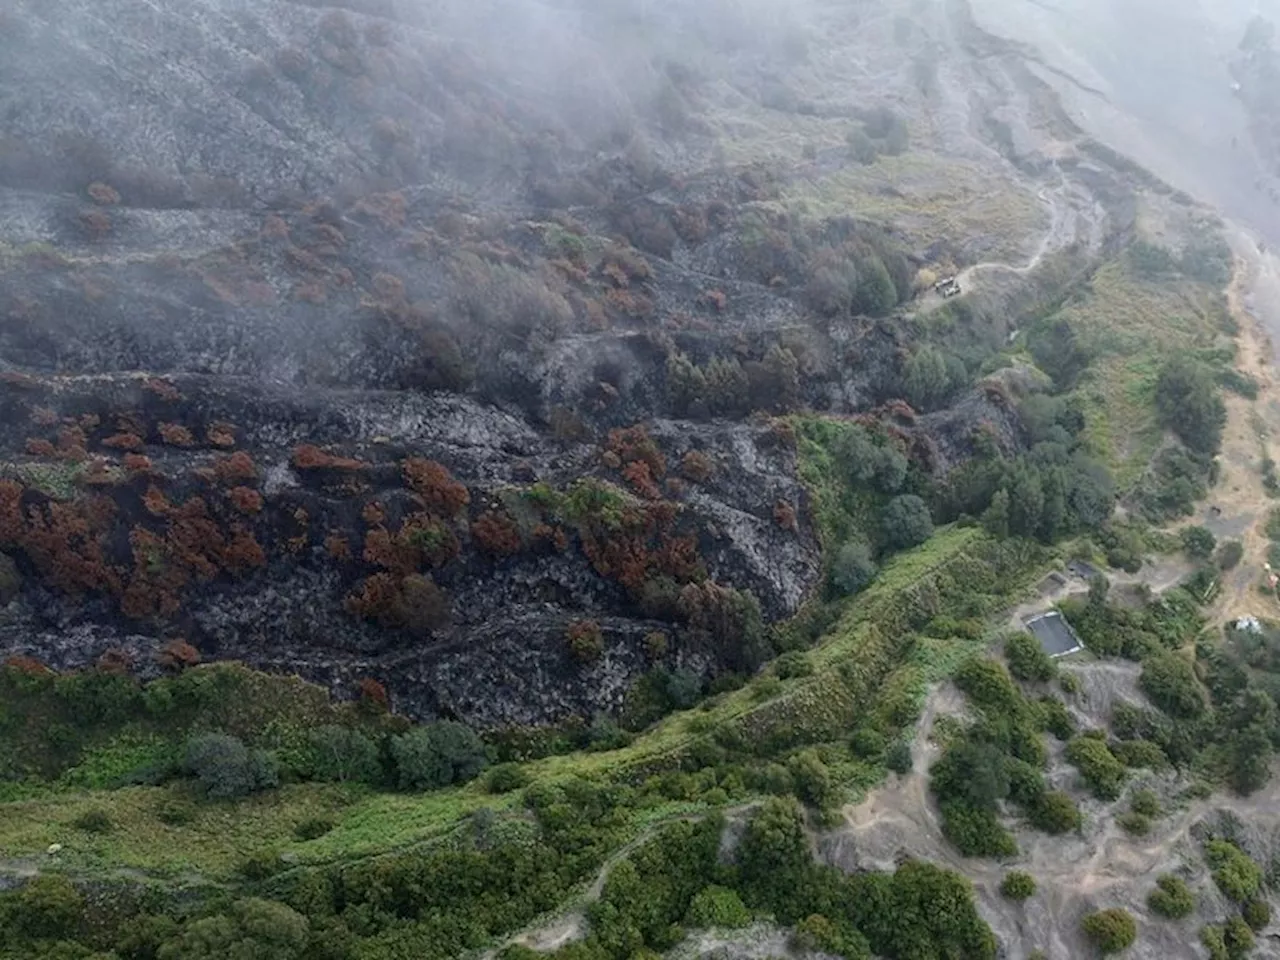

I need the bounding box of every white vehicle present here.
[934,275,962,298]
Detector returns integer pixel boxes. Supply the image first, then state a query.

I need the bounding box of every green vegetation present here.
[930,657,1079,856]
[1065,735,1127,800]
[1082,908,1138,954]
[1000,871,1036,900]
[1148,874,1195,919]
[1205,839,1263,902]
[1005,631,1055,682]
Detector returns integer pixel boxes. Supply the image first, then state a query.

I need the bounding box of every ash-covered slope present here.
[0,0,1110,727]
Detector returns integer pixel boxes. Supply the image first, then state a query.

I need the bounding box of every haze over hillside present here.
[5,2,1280,959]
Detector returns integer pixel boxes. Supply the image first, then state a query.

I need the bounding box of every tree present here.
[1243,898,1271,931]
[883,495,934,550]
[1064,736,1126,800]
[390,722,487,791]
[982,489,1010,538]
[1181,525,1217,559]
[735,797,813,922]
[685,885,751,929]
[307,726,381,784]
[184,733,278,799]
[11,874,84,941]
[1082,908,1137,954]
[1005,632,1055,683]
[1140,653,1207,718]
[157,899,311,960]
[1147,874,1195,919]
[932,741,1009,810]
[832,540,878,595]
[902,346,951,411]
[1155,356,1226,456]
[886,740,913,774]
[1000,871,1036,900]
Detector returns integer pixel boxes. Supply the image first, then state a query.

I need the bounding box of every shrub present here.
[183,733,278,799]
[1118,812,1151,836]
[1000,871,1036,900]
[1243,897,1271,931]
[851,726,886,759]
[306,725,381,784]
[567,620,605,664]
[1082,908,1137,954]
[486,762,531,794]
[685,885,751,930]
[831,539,878,595]
[774,651,812,679]
[72,808,113,834]
[1155,357,1225,456]
[1217,540,1245,571]
[885,740,913,774]
[390,722,487,791]
[1036,696,1075,740]
[1224,915,1255,956]
[882,495,934,549]
[1205,839,1263,902]
[1029,790,1081,834]
[792,913,872,958]
[1111,739,1169,770]
[1181,525,1217,559]
[293,817,335,841]
[11,874,83,940]
[1006,632,1055,682]
[1147,874,1194,919]
[1065,736,1126,800]
[939,801,1018,857]
[156,798,196,826]
[1059,672,1081,695]
[1130,789,1161,818]
[1140,653,1207,718]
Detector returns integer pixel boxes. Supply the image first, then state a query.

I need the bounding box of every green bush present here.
[72,808,113,834]
[939,801,1018,857]
[1147,874,1195,919]
[183,733,279,799]
[390,722,487,791]
[1111,739,1169,770]
[882,495,934,550]
[1065,736,1127,800]
[1059,672,1081,695]
[793,912,872,958]
[1006,632,1055,683]
[1205,840,1263,902]
[1180,525,1217,559]
[1118,812,1151,836]
[1082,908,1137,954]
[1155,356,1226,456]
[1243,897,1271,931]
[156,798,196,826]
[1029,790,1080,835]
[832,540,878,596]
[1140,653,1207,718]
[486,762,531,794]
[774,651,813,680]
[1225,915,1255,956]
[1036,696,1075,740]
[1130,789,1161,818]
[885,740,913,774]
[851,726,886,759]
[1218,540,1245,571]
[7,874,84,940]
[1000,871,1036,901]
[306,725,381,784]
[293,817,336,842]
[685,885,751,930]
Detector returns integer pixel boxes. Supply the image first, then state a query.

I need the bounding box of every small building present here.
[1234,616,1263,634]
[1024,610,1084,658]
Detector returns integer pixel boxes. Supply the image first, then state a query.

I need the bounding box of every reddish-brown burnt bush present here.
[228,486,263,514]
[471,511,523,556]
[402,458,470,516]
[87,182,120,206]
[122,454,154,476]
[357,677,389,710]
[96,647,132,675]
[102,433,145,451]
[157,639,201,672]
[566,620,604,663]
[4,655,53,677]
[607,425,666,479]
[325,533,352,561]
[142,486,172,517]
[157,423,196,447]
[622,460,662,500]
[224,524,266,574]
[143,378,182,401]
[292,444,366,471]
[78,209,112,240]
[345,572,450,635]
[774,500,798,532]
[24,438,56,457]
[214,452,258,483]
[680,450,714,483]
[361,501,387,526]
[206,422,237,448]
